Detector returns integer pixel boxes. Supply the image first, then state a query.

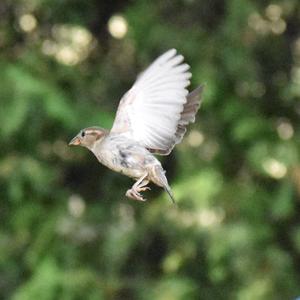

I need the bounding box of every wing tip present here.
[168,48,177,55]
[164,48,177,60]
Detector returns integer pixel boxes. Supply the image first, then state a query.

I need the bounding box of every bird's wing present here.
[110,49,192,152]
[148,85,204,155]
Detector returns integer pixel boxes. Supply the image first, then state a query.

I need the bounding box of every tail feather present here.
[164,185,176,205]
[152,165,176,204]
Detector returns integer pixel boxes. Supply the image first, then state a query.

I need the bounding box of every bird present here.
[69,49,203,203]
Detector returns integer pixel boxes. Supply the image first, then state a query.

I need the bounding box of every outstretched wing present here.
[149,85,204,155]
[110,49,199,154]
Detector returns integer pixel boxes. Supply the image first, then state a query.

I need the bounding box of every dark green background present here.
[1,0,300,299]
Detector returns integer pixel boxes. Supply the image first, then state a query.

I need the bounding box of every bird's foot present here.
[139,186,151,192]
[126,175,151,202]
[126,188,146,202]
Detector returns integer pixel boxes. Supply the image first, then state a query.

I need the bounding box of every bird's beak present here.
[69,136,81,146]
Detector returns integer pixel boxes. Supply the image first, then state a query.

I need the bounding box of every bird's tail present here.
[164,185,176,205]
[152,165,176,204]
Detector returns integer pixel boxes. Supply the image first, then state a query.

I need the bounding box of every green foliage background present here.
[1,0,300,299]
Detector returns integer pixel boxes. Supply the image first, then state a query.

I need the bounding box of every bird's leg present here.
[138,179,150,191]
[126,173,150,201]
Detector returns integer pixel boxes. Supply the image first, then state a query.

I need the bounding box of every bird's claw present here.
[126,189,147,202]
[140,186,151,192]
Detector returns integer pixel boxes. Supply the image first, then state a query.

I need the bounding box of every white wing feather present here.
[110,49,191,151]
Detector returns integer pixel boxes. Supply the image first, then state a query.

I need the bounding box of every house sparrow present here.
[69,49,203,203]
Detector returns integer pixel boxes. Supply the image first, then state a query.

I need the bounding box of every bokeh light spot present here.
[42,40,58,56]
[248,13,269,35]
[276,119,294,140]
[19,14,37,32]
[108,15,128,39]
[41,24,94,66]
[265,4,282,21]
[197,209,224,227]
[270,19,286,35]
[263,158,287,179]
[68,194,86,218]
[187,130,204,147]
[55,46,80,66]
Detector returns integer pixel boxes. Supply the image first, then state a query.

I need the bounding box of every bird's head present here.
[69,127,108,150]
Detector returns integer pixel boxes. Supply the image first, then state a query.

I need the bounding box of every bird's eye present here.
[81,131,85,137]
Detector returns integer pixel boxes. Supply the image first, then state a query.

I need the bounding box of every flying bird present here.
[69,49,203,203]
